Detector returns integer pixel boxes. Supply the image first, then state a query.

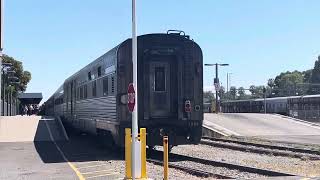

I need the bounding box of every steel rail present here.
[147,158,231,179]
[202,136,320,156]
[200,140,320,160]
[149,150,296,177]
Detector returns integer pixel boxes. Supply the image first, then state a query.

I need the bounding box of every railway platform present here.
[0,116,124,180]
[203,113,320,145]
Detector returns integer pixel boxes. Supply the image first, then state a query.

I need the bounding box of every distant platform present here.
[204,113,320,145]
[0,116,68,142]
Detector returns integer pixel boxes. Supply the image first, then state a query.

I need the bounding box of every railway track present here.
[148,149,295,179]
[201,137,320,160]
[147,159,231,179]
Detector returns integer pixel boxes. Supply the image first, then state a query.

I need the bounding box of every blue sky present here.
[3,0,320,101]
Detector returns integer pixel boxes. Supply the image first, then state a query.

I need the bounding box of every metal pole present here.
[229,73,231,91]
[163,136,169,180]
[215,63,219,114]
[9,86,11,116]
[0,0,3,117]
[226,73,229,93]
[264,91,266,114]
[3,74,6,116]
[131,0,139,179]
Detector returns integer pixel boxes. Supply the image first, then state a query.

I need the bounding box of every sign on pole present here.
[127,83,135,112]
[214,83,220,91]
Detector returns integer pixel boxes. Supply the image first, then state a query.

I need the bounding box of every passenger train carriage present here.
[221,94,320,123]
[45,31,203,147]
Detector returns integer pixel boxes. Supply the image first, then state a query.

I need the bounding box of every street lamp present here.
[227,72,232,93]
[1,66,15,116]
[204,63,229,113]
[8,81,19,116]
[0,0,3,117]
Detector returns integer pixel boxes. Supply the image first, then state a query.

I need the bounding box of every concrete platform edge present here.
[55,116,69,141]
[202,125,228,138]
[274,114,320,127]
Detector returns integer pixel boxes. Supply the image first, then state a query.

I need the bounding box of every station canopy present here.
[18,93,43,105]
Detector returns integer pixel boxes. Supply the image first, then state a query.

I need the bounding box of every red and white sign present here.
[127,83,135,112]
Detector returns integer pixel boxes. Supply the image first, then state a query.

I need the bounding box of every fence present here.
[289,109,320,123]
[0,100,19,116]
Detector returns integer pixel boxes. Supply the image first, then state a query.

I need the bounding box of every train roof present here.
[222,94,320,103]
[64,32,198,83]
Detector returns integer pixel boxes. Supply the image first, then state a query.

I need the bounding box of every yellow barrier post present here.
[125,128,132,179]
[140,128,147,179]
[163,136,169,180]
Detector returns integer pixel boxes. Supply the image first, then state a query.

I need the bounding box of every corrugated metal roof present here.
[18,93,43,99]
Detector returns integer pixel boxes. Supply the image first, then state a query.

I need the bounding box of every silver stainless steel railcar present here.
[45,32,203,147]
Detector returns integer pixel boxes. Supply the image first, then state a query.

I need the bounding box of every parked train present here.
[44,31,203,147]
[221,94,320,122]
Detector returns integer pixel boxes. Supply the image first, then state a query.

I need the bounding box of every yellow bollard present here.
[125,128,132,179]
[140,128,147,179]
[163,136,169,180]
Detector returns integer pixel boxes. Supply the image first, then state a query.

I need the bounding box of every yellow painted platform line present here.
[75,161,101,165]
[77,163,107,169]
[44,119,85,180]
[85,172,120,179]
[81,169,114,175]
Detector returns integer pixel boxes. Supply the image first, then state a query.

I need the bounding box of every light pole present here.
[131,0,139,179]
[205,63,229,113]
[1,63,13,115]
[227,72,232,93]
[263,87,266,114]
[8,80,18,116]
[0,0,4,116]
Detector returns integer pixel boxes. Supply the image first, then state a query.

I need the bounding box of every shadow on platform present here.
[34,118,123,164]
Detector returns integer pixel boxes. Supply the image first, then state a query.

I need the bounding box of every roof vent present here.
[167,30,190,39]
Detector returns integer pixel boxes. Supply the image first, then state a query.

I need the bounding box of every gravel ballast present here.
[170,143,320,178]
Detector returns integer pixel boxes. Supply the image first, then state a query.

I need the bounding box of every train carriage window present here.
[98,66,102,77]
[84,84,88,99]
[111,75,115,95]
[92,81,97,97]
[88,72,92,81]
[103,77,108,96]
[78,88,80,100]
[80,86,84,99]
[155,67,166,91]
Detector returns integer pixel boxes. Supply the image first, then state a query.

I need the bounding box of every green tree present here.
[273,71,304,96]
[309,56,320,94]
[249,85,265,98]
[2,54,32,97]
[229,86,237,100]
[218,86,226,100]
[267,78,275,89]
[203,91,215,103]
[311,56,320,83]
[238,87,246,99]
[303,69,312,83]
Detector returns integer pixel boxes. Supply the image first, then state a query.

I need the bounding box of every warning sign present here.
[127,83,135,112]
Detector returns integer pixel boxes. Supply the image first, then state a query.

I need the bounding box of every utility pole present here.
[0,0,4,116]
[263,87,266,114]
[215,64,218,113]
[226,72,232,93]
[131,0,139,179]
[227,73,228,93]
[205,63,229,113]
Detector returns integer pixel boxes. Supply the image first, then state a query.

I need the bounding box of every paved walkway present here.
[0,116,123,180]
[0,116,67,142]
[204,113,320,145]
